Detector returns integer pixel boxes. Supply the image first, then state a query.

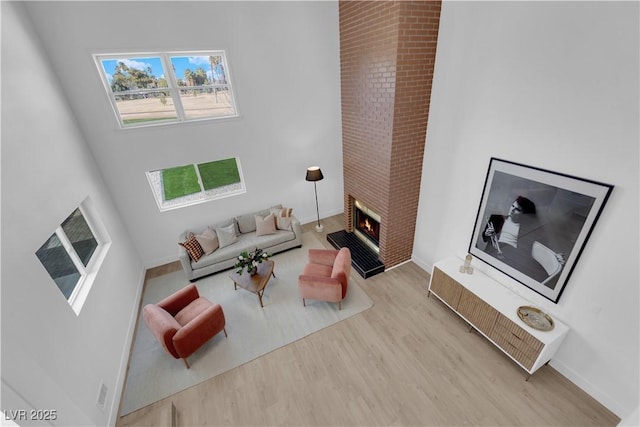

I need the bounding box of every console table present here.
[428,257,569,378]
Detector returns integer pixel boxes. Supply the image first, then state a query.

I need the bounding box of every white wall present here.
[414,1,639,420]
[1,2,146,425]
[8,0,637,423]
[23,1,344,268]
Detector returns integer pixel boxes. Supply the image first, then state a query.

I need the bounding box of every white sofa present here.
[178,205,302,281]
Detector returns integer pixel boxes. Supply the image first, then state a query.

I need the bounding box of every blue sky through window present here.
[101,57,164,83]
[101,55,225,85]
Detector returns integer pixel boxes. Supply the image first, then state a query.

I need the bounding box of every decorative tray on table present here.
[517,306,554,331]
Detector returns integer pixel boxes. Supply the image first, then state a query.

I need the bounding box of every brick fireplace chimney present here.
[339,0,441,268]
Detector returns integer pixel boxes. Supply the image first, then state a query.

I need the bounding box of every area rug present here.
[120,232,373,415]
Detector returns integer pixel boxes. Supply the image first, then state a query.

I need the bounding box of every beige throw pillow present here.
[255,214,277,236]
[216,223,238,248]
[195,227,219,254]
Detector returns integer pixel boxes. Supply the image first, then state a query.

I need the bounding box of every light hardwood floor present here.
[118,214,619,427]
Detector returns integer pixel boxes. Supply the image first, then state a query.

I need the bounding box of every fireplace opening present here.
[326,198,385,278]
[353,200,381,251]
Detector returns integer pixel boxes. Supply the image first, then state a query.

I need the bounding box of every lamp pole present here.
[313,181,323,232]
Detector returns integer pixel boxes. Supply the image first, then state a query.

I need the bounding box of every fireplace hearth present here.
[327,230,385,279]
[327,200,385,279]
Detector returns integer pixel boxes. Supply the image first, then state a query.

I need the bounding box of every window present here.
[147,157,246,211]
[94,51,238,128]
[35,202,110,314]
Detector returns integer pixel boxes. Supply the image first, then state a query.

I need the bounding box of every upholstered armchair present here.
[143,284,226,368]
[298,248,351,310]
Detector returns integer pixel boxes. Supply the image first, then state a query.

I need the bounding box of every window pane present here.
[100,57,178,125]
[61,208,98,267]
[162,165,201,200]
[178,87,236,120]
[36,234,81,300]
[198,158,241,190]
[170,54,236,120]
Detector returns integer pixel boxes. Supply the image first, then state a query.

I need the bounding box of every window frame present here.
[146,157,246,212]
[36,202,111,315]
[93,50,239,129]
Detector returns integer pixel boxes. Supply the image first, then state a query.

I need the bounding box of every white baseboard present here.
[550,358,624,418]
[146,255,181,270]
[410,254,432,274]
[299,208,344,228]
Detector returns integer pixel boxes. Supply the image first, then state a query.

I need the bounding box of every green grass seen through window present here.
[162,165,200,200]
[161,158,240,201]
[198,158,241,190]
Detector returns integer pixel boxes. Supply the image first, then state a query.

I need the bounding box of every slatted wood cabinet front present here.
[428,258,569,377]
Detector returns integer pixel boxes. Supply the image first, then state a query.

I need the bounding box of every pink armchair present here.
[142,284,226,368]
[298,248,351,310]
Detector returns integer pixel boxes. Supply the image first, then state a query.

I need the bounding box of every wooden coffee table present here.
[229,260,275,307]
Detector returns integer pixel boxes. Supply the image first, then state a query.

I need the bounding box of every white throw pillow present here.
[276,216,292,231]
[216,223,238,248]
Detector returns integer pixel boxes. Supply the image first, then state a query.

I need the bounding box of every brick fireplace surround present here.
[338,0,441,269]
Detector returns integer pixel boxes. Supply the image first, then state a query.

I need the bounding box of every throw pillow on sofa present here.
[236,209,271,234]
[270,206,293,218]
[270,206,294,231]
[216,223,238,248]
[276,216,293,231]
[255,214,277,236]
[210,218,240,236]
[179,233,205,262]
[195,227,219,255]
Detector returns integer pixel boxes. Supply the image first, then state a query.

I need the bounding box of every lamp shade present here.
[305,166,324,182]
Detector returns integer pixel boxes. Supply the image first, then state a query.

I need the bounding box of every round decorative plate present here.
[517,306,554,331]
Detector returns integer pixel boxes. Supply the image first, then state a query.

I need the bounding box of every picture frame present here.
[469,158,613,303]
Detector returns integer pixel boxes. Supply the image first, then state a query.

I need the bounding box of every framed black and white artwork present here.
[469,158,614,303]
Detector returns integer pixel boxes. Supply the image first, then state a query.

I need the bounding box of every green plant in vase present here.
[234,247,270,275]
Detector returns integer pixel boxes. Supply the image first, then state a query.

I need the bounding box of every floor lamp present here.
[305,166,324,232]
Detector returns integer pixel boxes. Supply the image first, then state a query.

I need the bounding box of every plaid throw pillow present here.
[179,234,204,262]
